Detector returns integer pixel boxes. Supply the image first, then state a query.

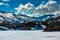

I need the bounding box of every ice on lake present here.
[0,30,60,40]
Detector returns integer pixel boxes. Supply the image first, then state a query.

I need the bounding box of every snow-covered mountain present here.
[0,12,17,21]
[0,11,55,24]
[0,11,59,30]
[0,0,60,30]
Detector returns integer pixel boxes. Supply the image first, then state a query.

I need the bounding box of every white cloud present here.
[35,0,60,14]
[15,0,60,17]
[46,0,59,11]
[15,3,35,14]
[2,0,10,2]
[35,3,49,14]
[0,3,4,5]
[0,3,9,8]
[47,0,56,4]
[4,3,9,8]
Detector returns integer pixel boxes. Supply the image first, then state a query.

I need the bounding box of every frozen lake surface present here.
[0,30,60,40]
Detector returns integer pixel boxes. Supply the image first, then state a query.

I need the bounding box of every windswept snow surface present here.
[0,31,60,40]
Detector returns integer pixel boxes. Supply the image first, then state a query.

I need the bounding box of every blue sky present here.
[0,0,60,12]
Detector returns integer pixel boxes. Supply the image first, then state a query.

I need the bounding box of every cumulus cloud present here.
[35,3,49,14]
[15,0,60,17]
[46,0,60,11]
[0,3,4,5]
[16,3,35,11]
[15,3,35,14]
[35,0,60,14]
